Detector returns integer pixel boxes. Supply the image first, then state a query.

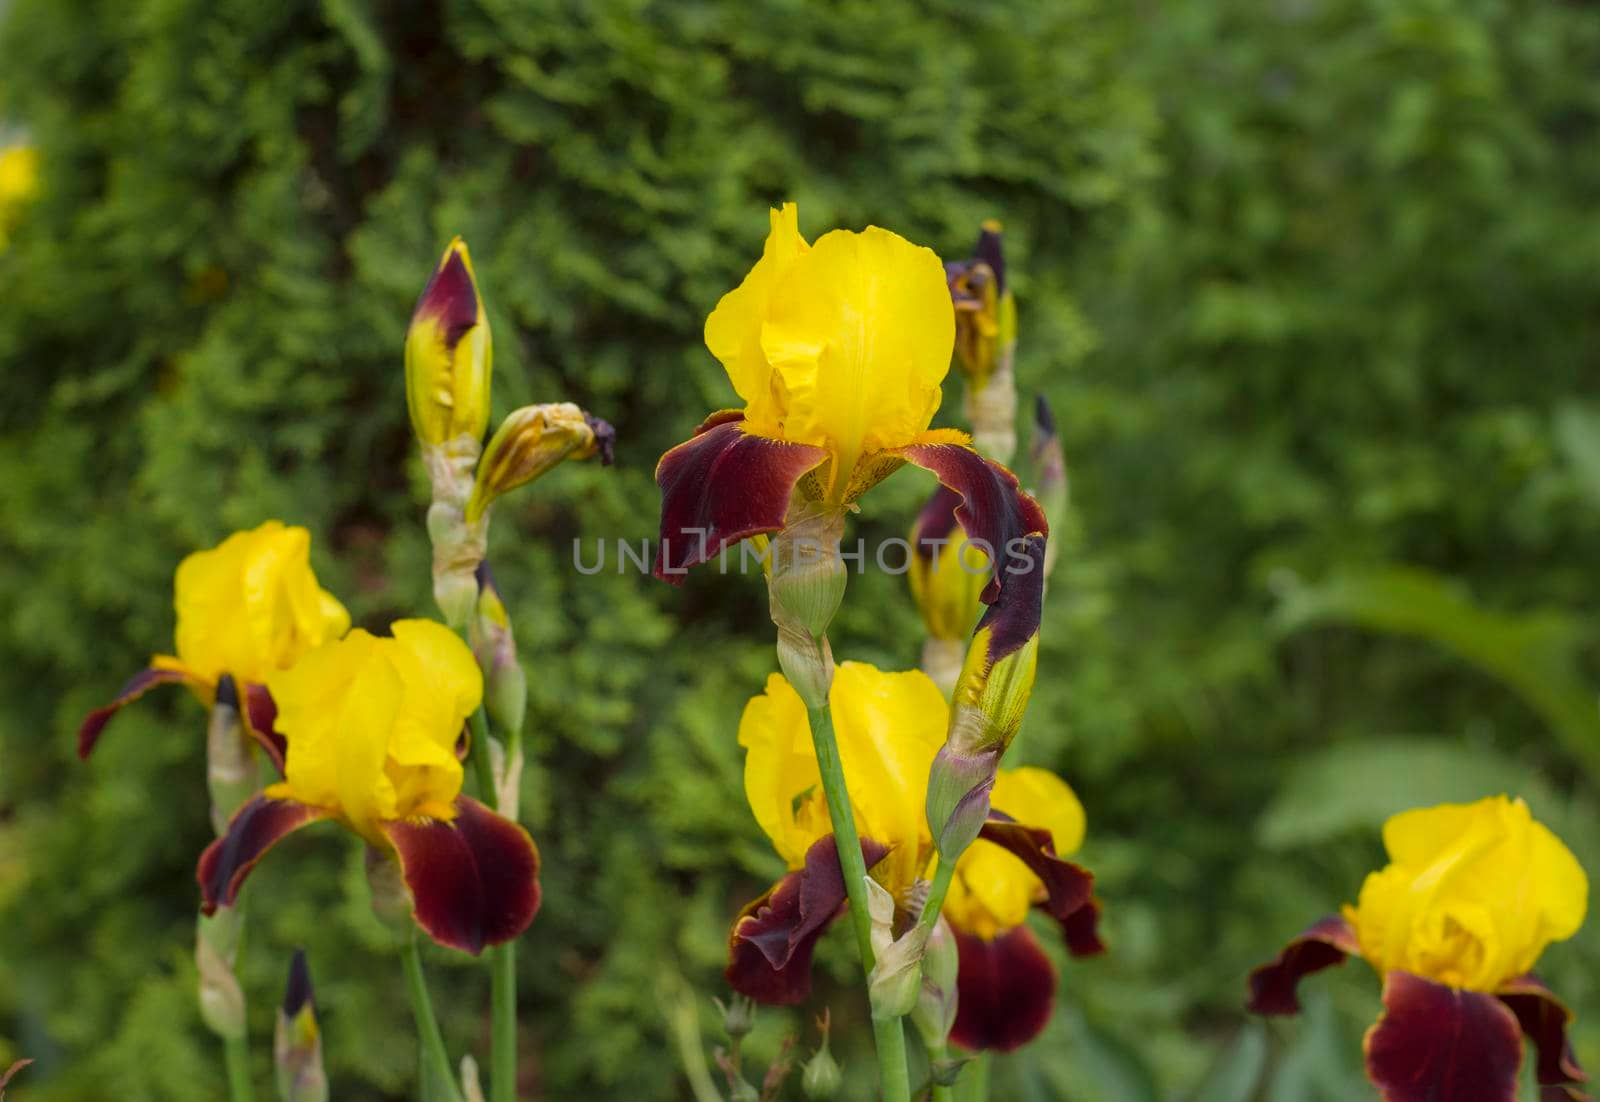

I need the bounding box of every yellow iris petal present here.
[944,766,1086,939]
[705,203,810,438]
[1348,795,1589,990]
[760,227,953,498]
[737,662,947,898]
[172,521,349,688]
[266,622,481,845]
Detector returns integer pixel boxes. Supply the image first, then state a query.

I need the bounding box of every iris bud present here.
[195,908,246,1041]
[274,950,328,1102]
[466,403,615,523]
[406,237,492,450]
[910,916,960,1052]
[801,1012,843,1100]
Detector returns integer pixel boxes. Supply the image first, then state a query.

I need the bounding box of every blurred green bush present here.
[0,0,1596,1099]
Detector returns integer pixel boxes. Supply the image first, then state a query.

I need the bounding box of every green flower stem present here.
[953,1054,988,1102]
[806,702,912,1102]
[913,852,958,944]
[468,706,496,808]
[401,933,465,1102]
[224,1032,254,1102]
[463,673,519,1102]
[490,941,517,1102]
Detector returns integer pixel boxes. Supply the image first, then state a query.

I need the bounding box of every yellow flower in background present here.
[0,143,38,250]
[703,203,957,504]
[78,520,349,758]
[201,618,540,954]
[943,766,1085,940]
[1344,795,1586,992]
[1249,796,1590,1100]
[166,521,351,696]
[265,620,479,845]
[405,237,492,449]
[739,662,947,897]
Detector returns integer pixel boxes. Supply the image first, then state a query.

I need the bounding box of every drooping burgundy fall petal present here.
[725,835,892,1005]
[1364,970,1524,1102]
[889,442,1049,609]
[976,818,1094,923]
[1497,974,1589,1099]
[239,681,286,773]
[1246,914,1360,1016]
[77,665,203,759]
[653,412,829,582]
[198,796,329,913]
[1058,894,1106,958]
[380,795,541,956]
[950,925,1057,1052]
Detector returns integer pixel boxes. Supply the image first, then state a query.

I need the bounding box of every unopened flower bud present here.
[206,675,260,835]
[274,949,328,1102]
[406,237,492,449]
[470,563,527,738]
[196,907,247,1040]
[927,538,1045,858]
[364,845,413,937]
[801,1011,842,1101]
[466,403,616,523]
[714,993,758,1041]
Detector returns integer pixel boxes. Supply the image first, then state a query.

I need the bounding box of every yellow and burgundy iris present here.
[78,521,350,762]
[1249,796,1589,1102]
[197,620,539,954]
[406,237,492,449]
[945,220,1015,393]
[727,661,1101,1051]
[653,203,1048,616]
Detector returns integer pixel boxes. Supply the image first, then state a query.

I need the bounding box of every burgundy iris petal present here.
[240,682,286,773]
[1059,895,1106,958]
[976,818,1094,922]
[653,413,828,582]
[198,796,329,913]
[380,795,541,956]
[1497,974,1588,1098]
[1246,914,1360,1016]
[725,835,892,1006]
[890,442,1048,610]
[1364,971,1523,1102]
[950,925,1057,1052]
[78,666,197,759]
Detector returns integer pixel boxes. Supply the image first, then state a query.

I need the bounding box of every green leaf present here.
[1273,566,1600,777]
[1189,1024,1265,1102]
[1257,735,1565,850]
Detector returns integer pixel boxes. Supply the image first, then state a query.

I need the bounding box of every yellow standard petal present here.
[705,203,810,437]
[267,621,482,846]
[172,521,350,690]
[943,766,1086,940]
[738,662,948,899]
[1345,795,1589,991]
[760,226,954,499]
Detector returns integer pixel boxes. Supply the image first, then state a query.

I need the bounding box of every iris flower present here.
[196,620,539,954]
[78,520,349,762]
[1249,796,1588,1101]
[653,203,1047,621]
[727,662,1101,1050]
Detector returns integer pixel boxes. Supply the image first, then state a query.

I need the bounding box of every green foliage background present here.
[2,0,1598,1098]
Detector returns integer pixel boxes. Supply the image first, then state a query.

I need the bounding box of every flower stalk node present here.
[423,436,489,630]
